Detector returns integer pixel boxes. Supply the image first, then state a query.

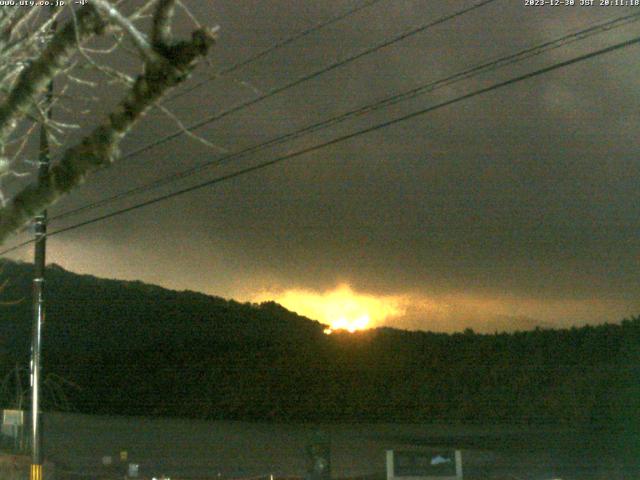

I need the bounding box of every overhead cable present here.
[51,10,640,222]
[1,32,637,257]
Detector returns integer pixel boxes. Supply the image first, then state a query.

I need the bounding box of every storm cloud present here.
[5,0,640,332]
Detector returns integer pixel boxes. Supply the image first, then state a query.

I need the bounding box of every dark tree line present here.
[0,260,638,434]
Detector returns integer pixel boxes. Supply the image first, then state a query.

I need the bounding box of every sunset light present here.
[253,284,405,333]
[1,1,636,476]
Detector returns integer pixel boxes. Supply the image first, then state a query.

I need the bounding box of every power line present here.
[165,0,386,103]
[0,237,33,256]
[0,0,385,195]
[46,0,502,221]
[50,10,640,222]
[117,0,499,162]
[3,0,497,210]
[2,32,637,257]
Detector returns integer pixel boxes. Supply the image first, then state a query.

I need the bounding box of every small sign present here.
[387,450,463,480]
[3,409,24,426]
[120,450,128,461]
[395,451,456,476]
[128,463,139,478]
[102,456,112,466]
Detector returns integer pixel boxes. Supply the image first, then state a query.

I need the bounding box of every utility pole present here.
[31,16,55,480]
[30,93,51,480]
[30,108,49,480]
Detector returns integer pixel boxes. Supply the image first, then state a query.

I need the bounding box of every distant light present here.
[331,313,370,333]
[324,328,333,335]
[253,284,405,333]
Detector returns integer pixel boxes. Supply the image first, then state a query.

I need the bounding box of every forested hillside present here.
[0,260,638,433]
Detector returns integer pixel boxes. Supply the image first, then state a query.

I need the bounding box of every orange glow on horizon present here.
[253,284,405,333]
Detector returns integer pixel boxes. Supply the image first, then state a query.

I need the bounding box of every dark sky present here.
[5,0,640,332]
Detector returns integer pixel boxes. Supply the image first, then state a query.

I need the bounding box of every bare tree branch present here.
[0,5,106,145]
[91,0,158,62]
[152,0,177,48]
[0,12,217,243]
[155,103,228,153]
